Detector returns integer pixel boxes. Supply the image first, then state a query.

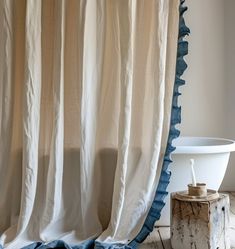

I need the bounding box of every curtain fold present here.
[18,0,42,237]
[0,0,15,239]
[79,0,105,239]
[0,0,188,248]
[39,0,65,240]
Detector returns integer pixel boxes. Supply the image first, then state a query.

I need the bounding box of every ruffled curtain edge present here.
[128,0,190,247]
[0,1,189,248]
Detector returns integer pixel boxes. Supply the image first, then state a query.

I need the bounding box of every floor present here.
[140,192,235,249]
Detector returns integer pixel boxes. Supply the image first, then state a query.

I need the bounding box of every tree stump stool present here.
[170,192,230,249]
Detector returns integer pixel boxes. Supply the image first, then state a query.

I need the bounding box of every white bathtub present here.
[157,136,235,226]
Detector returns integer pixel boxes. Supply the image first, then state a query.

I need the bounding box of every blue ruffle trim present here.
[8,239,95,249]
[0,1,189,248]
[129,1,190,248]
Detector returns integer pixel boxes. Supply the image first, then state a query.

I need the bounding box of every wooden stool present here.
[170,192,230,249]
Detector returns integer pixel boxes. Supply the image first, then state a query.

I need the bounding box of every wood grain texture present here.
[141,192,235,249]
[171,193,230,249]
[226,192,235,249]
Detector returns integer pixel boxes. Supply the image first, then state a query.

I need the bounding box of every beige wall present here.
[180,0,235,190]
[222,0,235,190]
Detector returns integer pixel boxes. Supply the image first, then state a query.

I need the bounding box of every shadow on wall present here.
[0,148,121,239]
[96,148,117,229]
[27,148,118,239]
[1,147,144,241]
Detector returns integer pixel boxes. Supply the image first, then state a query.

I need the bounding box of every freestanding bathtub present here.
[157,136,235,226]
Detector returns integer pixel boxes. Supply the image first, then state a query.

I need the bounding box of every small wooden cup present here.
[188,183,207,197]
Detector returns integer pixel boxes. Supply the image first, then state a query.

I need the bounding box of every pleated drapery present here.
[0,0,189,248]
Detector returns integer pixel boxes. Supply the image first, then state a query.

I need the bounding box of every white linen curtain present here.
[0,0,179,248]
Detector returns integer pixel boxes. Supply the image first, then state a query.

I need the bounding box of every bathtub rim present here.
[172,136,235,154]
